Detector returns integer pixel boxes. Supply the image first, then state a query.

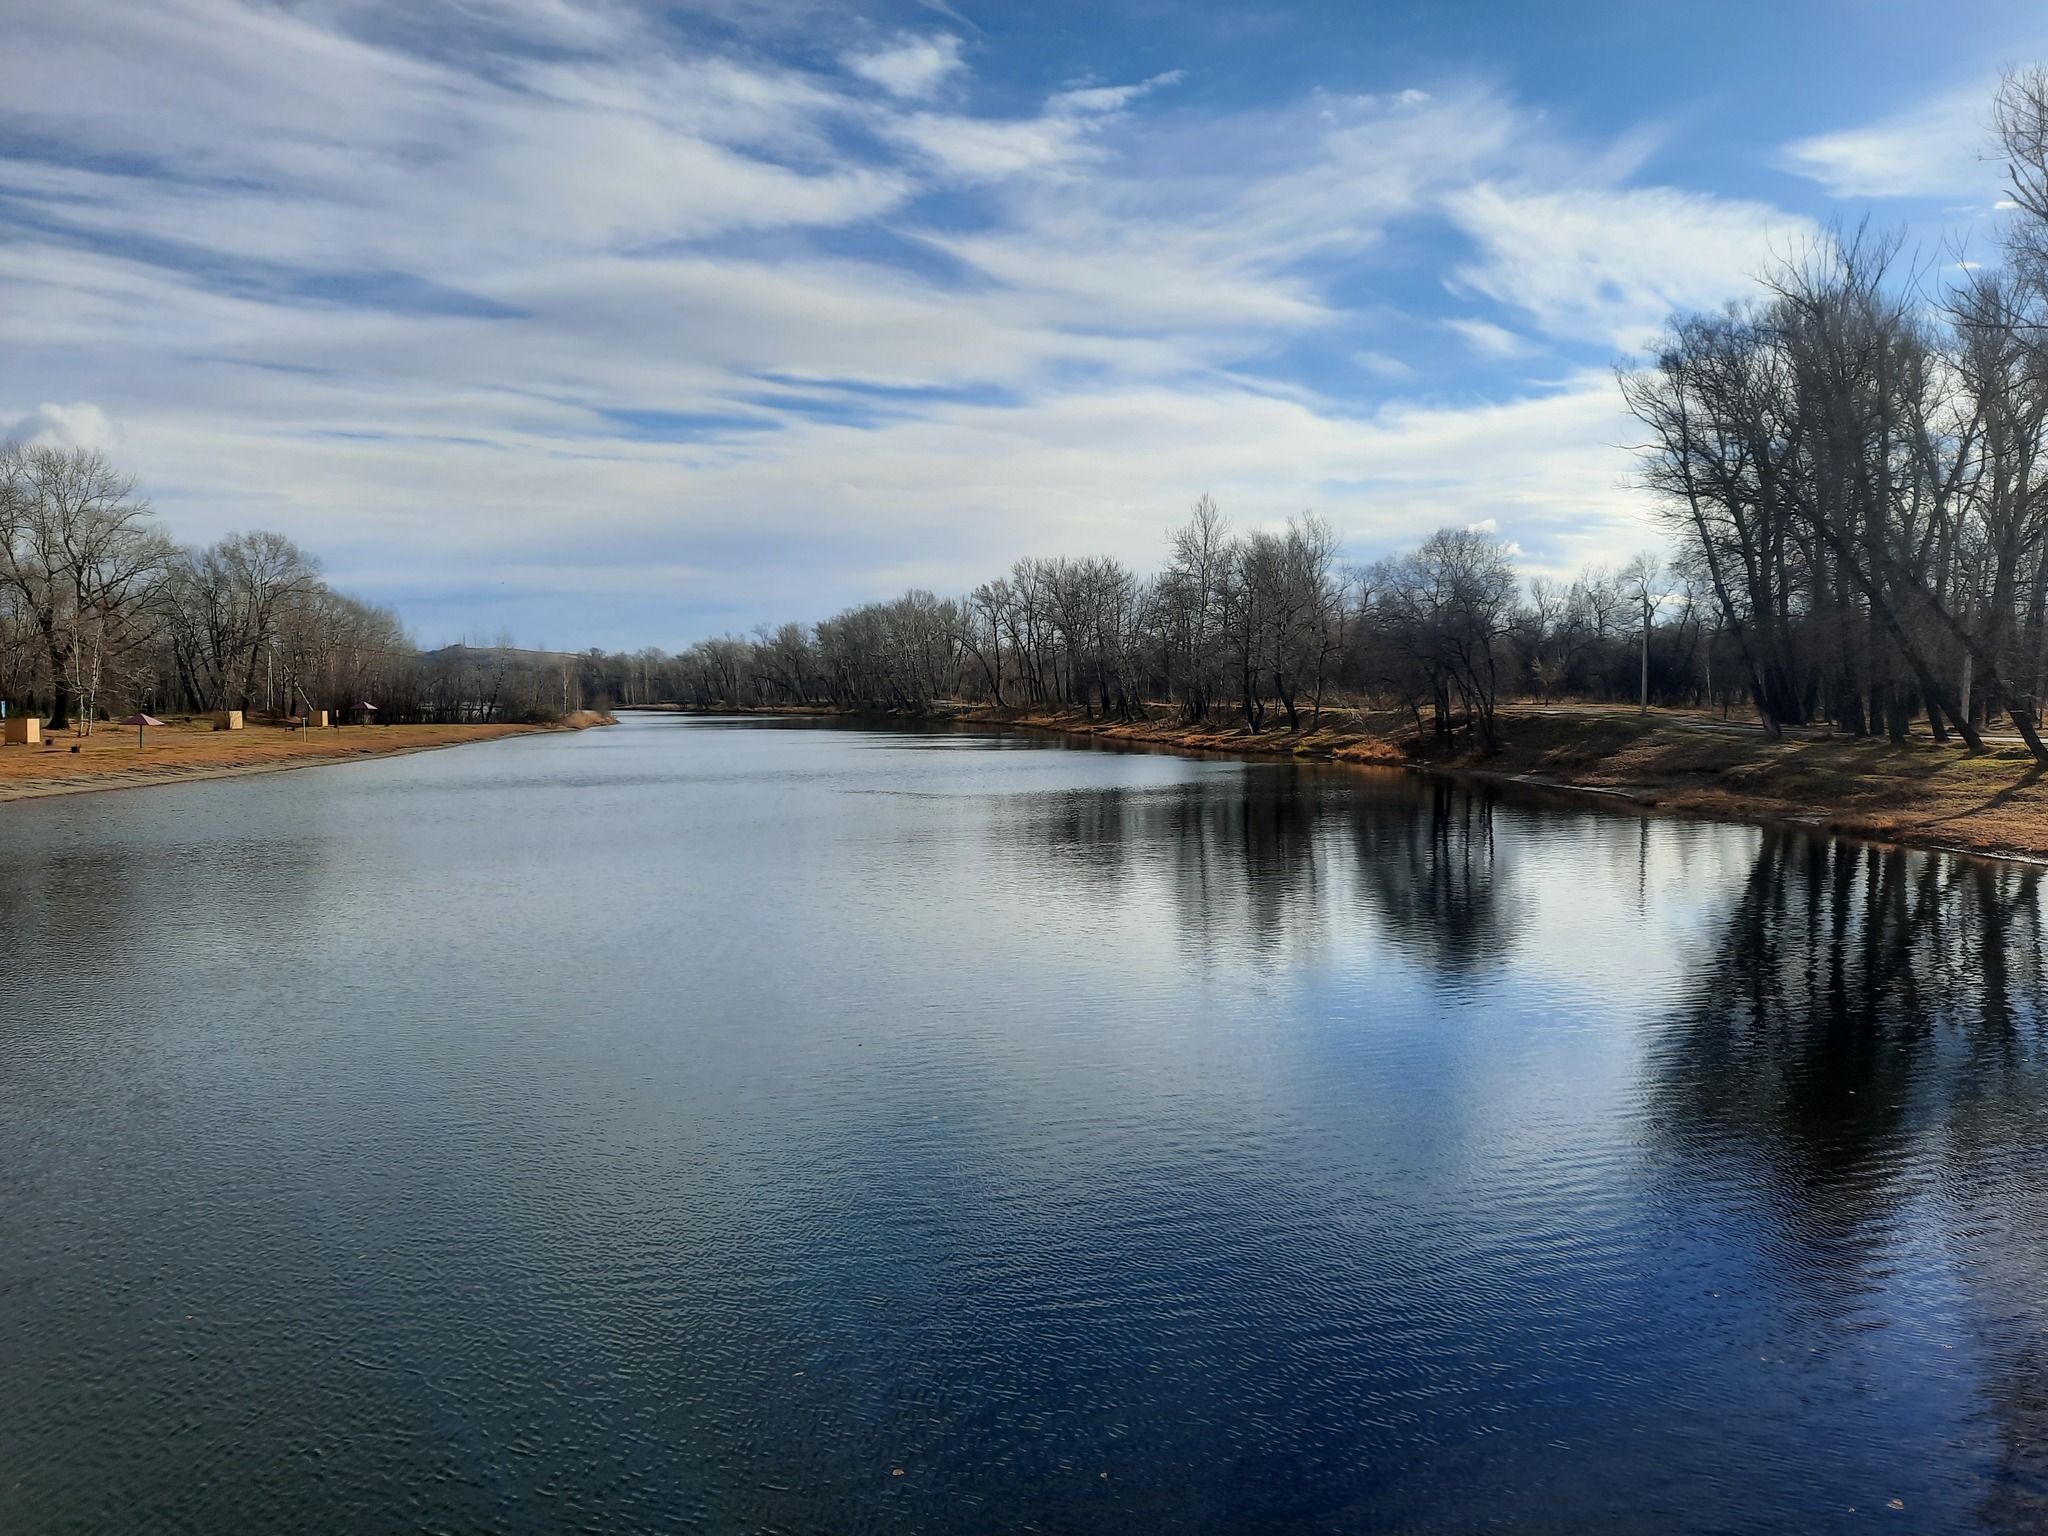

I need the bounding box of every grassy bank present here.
[0,710,615,803]
[976,703,2048,864]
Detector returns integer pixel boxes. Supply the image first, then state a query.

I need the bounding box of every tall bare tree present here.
[0,445,171,730]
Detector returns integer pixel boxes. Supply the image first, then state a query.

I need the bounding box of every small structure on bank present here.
[119,713,166,748]
[213,710,244,731]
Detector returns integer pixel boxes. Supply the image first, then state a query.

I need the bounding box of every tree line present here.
[1622,67,2048,763]
[579,503,1730,754]
[0,443,578,729]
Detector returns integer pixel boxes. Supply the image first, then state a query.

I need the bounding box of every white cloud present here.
[1781,79,2000,199]
[1446,318,1527,358]
[1354,351,1415,379]
[887,110,1107,179]
[1448,184,1808,349]
[912,88,1521,345]
[879,69,1182,181]
[7,402,115,449]
[1051,77,1180,114]
[105,367,1650,633]
[0,0,1783,643]
[844,34,964,99]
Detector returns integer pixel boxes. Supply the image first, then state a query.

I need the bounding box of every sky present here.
[2,0,2043,650]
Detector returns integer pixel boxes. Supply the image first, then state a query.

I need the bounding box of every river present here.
[3,711,2045,1533]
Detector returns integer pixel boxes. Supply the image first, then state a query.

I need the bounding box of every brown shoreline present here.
[649,702,2048,868]
[0,712,615,804]
[14,703,2040,867]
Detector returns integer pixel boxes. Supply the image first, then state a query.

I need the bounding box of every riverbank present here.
[654,702,2048,864]
[997,704,2048,865]
[0,711,615,803]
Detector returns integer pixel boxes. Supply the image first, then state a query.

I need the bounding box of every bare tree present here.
[1362,528,1518,753]
[1621,551,1665,714]
[1154,496,1231,721]
[0,445,171,730]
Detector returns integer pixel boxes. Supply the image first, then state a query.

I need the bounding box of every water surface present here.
[3,713,2045,1533]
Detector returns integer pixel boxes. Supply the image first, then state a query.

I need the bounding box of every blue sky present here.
[2,0,2042,649]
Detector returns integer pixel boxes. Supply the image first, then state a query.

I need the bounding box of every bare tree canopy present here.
[0,445,169,730]
[1621,227,2048,760]
[0,446,584,728]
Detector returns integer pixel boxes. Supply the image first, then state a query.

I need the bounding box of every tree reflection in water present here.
[1020,764,1526,975]
[1651,832,2048,1528]
[1344,776,1522,974]
[1018,753,2048,1524]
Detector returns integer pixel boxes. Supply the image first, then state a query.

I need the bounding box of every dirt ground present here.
[0,712,613,803]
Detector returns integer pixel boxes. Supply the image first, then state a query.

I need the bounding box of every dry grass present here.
[0,713,611,803]
[980,703,2048,863]
[1641,737,2048,861]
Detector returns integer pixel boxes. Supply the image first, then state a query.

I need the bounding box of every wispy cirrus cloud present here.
[1447,184,1813,349]
[1780,78,2002,200]
[0,0,1813,646]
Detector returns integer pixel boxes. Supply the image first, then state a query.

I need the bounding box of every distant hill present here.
[422,644,582,668]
